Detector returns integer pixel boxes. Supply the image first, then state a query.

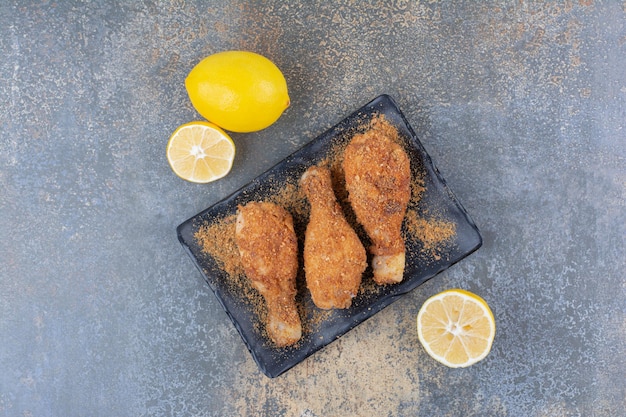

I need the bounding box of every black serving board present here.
[177,94,482,378]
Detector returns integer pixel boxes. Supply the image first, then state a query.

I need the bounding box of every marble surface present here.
[1,1,624,416]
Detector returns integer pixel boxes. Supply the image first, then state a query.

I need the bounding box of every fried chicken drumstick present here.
[343,118,411,284]
[235,202,302,347]
[301,165,367,309]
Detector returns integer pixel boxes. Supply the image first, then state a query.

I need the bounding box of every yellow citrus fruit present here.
[185,50,290,133]
[417,289,496,368]
[166,121,235,183]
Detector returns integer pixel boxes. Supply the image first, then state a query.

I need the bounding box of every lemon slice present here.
[417,289,495,368]
[166,121,236,183]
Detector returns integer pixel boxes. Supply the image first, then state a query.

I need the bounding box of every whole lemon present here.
[185,51,290,133]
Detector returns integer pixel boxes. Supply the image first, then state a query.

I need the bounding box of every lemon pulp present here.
[417,289,496,368]
[166,121,236,183]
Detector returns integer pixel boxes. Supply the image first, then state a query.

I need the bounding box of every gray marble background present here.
[1,1,624,416]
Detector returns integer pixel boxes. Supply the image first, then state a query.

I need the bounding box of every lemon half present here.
[185,51,290,133]
[417,289,496,368]
[166,121,235,183]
